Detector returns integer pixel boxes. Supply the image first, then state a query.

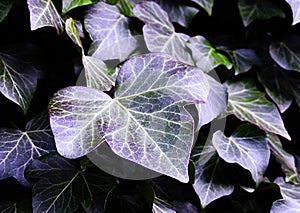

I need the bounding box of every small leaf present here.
[238,0,285,26]
[27,0,64,33]
[85,1,137,61]
[65,18,83,48]
[0,0,13,23]
[49,53,210,183]
[0,112,56,185]
[224,79,291,140]
[133,1,194,65]
[267,133,298,182]
[193,141,234,207]
[26,153,116,213]
[0,52,38,114]
[190,0,214,16]
[286,0,300,25]
[229,48,260,75]
[62,0,95,14]
[212,124,269,183]
[187,35,232,73]
[269,35,300,72]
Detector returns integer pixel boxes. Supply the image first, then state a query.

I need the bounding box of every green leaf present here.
[212,124,269,183]
[187,36,232,73]
[62,0,95,14]
[269,35,300,72]
[193,141,234,207]
[238,0,285,26]
[26,153,116,213]
[49,53,210,183]
[133,1,194,65]
[0,52,38,114]
[286,0,300,25]
[27,0,64,33]
[190,0,214,16]
[0,0,13,23]
[224,79,291,140]
[267,133,298,183]
[229,48,260,75]
[118,0,134,16]
[65,18,83,48]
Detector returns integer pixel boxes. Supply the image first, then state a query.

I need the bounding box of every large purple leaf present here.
[133,2,194,65]
[49,53,210,182]
[0,52,38,114]
[224,79,291,140]
[84,1,138,61]
[27,0,64,33]
[0,112,55,185]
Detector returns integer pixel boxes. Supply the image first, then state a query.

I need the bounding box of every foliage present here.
[0,0,300,212]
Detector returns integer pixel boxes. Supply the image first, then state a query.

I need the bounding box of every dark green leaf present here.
[62,0,96,14]
[0,0,13,23]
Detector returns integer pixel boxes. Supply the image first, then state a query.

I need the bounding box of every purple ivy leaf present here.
[49,53,210,183]
[133,2,194,65]
[84,1,138,61]
[0,112,56,185]
[27,0,64,33]
[0,52,39,114]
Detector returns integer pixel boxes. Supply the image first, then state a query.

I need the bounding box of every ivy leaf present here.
[49,53,210,183]
[84,1,137,61]
[190,0,214,16]
[285,0,300,25]
[0,112,56,185]
[65,18,115,91]
[271,199,300,213]
[27,0,64,33]
[212,124,269,183]
[133,1,194,65]
[196,74,228,130]
[229,48,260,75]
[0,0,13,23]
[267,133,298,183]
[0,52,39,114]
[152,199,176,213]
[269,35,300,72]
[62,0,95,14]
[257,63,293,113]
[26,153,116,213]
[187,36,232,73]
[238,0,285,26]
[224,79,291,140]
[193,141,234,207]
[132,0,198,27]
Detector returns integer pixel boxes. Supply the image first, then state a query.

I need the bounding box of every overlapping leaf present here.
[224,79,291,140]
[26,153,116,213]
[133,2,194,65]
[62,0,95,14]
[191,0,214,16]
[152,199,176,213]
[84,1,138,61]
[187,36,232,73]
[212,124,269,183]
[238,0,285,26]
[193,141,234,207]
[27,0,64,33]
[286,0,300,25]
[0,112,55,185]
[0,0,12,23]
[49,53,210,182]
[65,18,116,91]
[269,35,300,72]
[0,52,39,114]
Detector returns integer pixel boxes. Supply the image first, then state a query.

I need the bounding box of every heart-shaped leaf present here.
[0,52,39,114]
[133,2,194,65]
[286,0,300,25]
[212,124,269,183]
[26,153,116,213]
[49,53,210,182]
[0,0,12,23]
[0,112,56,185]
[27,0,64,33]
[238,0,285,26]
[224,79,291,140]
